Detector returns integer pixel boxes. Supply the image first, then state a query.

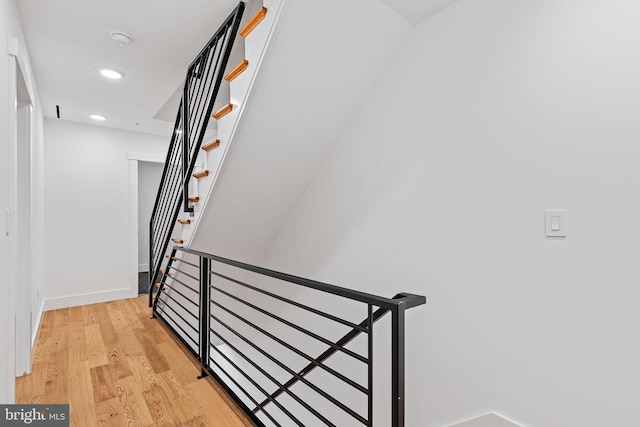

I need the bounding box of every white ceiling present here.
[16,0,458,137]
[17,0,240,136]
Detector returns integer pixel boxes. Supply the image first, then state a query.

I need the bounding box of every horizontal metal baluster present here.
[156,282,198,306]
[209,328,333,426]
[208,347,284,427]
[154,306,198,347]
[211,314,368,425]
[209,299,367,394]
[156,293,199,324]
[211,284,368,364]
[257,306,390,411]
[154,307,199,349]
[168,257,199,269]
[166,265,199,282]
[160,275,198,295]
[210,270,367,332]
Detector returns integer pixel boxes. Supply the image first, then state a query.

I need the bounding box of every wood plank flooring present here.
[16,296,254,427]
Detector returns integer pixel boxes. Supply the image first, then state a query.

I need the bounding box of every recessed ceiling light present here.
[89,113,107,121]
[97,67,124,79]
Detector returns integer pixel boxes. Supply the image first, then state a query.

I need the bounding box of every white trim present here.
[10,37,35,107]
[43,287,134,311]
[138,263,149,272]
[127,152,165,162]
[6,51,18,401]
[14,104,32,376]
[128,159,139,300]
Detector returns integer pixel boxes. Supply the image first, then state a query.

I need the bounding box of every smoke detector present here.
[110,31,133,47]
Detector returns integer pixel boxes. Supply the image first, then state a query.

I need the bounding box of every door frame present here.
[128,153,165,299]
[8,38,35,381]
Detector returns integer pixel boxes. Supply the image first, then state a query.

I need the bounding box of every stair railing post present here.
[182,82,194,214]
[199,255,211,378]
[148,220,153,307]
[367,304,374,427]
[391,301,407,427]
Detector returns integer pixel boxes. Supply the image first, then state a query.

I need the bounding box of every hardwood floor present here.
[16,296,254,427]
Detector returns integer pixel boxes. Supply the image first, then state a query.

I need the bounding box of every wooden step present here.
[212,103,233,120]
[239,7,267,38]
[171,238,184,245]
[202,139,220,152]
[193,170,209,179]
[188,196,200,203]
[155,282,161,288]
[160,269,172,276]
[177,219,191,225]
[225,59,249,82]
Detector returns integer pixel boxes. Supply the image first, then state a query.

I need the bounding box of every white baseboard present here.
[43,287,137,311]
[138,263,149,272]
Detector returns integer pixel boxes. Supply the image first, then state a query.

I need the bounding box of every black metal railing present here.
[152,246,426,426]
[149,2,245,303]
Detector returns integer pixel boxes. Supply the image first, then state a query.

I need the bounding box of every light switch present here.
[545,210,567,237]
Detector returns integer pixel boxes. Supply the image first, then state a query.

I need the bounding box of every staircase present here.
[149,0,282,296]
[149,2,426,425]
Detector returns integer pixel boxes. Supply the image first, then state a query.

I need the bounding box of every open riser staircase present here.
[150,0,280,293]
[149,2,427,426]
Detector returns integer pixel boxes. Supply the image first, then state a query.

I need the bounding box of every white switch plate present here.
[545,210,567,237]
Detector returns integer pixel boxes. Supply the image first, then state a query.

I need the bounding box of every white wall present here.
[257,1,640,426]
[190,0,411,263]
[137,161,164,272]
[0,0,44,403]
[44,119,167,308]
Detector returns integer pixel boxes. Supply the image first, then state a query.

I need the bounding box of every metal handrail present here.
[148,2,246,305]
[172,246,425,309]
[152,246,426,426]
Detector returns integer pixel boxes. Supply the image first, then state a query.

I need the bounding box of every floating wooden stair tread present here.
[155,282,161,288]
[212,103,233,120]
[202,140,220,152]
[160,269,172,276]
[193,170,209,179]
[188,196,200,203]
[171,238,184,245]
[177,218,191,225]
[239,7,267,38]
[225,60,249,82]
